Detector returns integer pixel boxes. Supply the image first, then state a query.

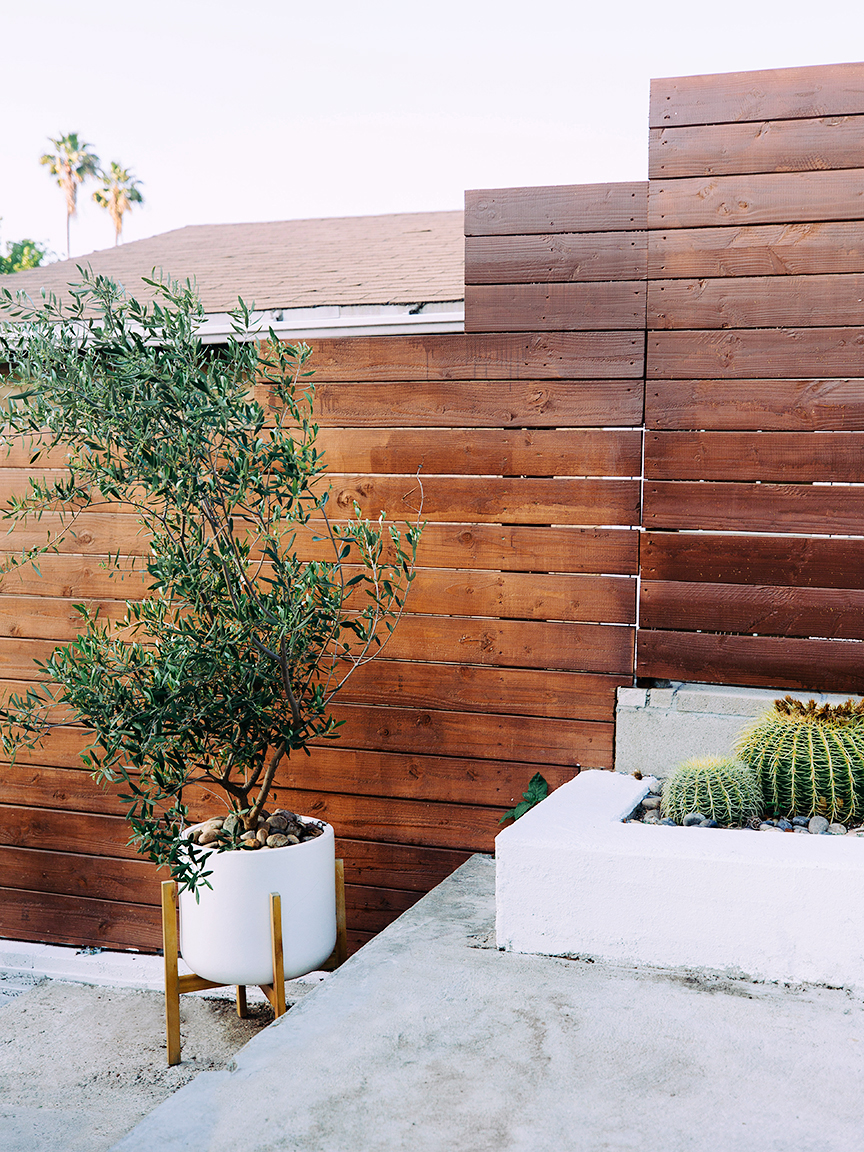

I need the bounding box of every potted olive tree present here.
[0,270,420,981]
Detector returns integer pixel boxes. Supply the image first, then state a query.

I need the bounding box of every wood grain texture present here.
[637,629,864,693]
[0,845,159,904]
[342,885,422,934]
[646,379,864,431]
[0,595,126,641]
[0,804,138,859]
[465,183,648,235]
[640,531,864,590]
[640,580,864,639]
[649,170,864,231]
[312,378,645,428]
[340,661,627,720]
[395,568,637,624]
[315,427,643,477]
[335,839,470,893]
[649,274,864,330]
[322,702,614,767]
[649,328,864,380]
[464,282,646,333]
[285,744,579,805]
[305,333,644,381]
[0,886,162,951]
[465,232,647,285]
[1,511,149,556]
[0,524,640,584]
[648,222,864,280]
[645,431,864,482]
[262,787,508,852]
[649,62,864,128]
[644,481,864,535]
[327,474,641,526]
[0,762,124,815]
[376,615,635,674]
[650,115,864,179]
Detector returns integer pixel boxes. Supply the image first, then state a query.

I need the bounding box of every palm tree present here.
[92,162,144,246]
[40,133,100,259]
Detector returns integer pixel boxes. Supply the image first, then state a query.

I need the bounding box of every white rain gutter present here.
[197,300,464,344]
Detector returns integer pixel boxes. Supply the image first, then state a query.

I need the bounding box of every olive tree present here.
[0,271,420,890]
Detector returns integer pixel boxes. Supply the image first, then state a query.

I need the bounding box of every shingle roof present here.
[0,212,465,312]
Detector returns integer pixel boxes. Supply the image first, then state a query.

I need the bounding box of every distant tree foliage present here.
[92,162,144,246]
[0,224,51,274]
[40,132,100,258]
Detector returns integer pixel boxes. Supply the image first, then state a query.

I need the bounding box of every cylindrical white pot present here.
[178,818,337,986]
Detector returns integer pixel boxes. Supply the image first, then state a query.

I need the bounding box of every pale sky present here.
[3,0,864,262]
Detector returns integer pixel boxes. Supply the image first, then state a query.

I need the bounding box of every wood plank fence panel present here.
[465,182,648,235]
[465,232,647,284]
[648,222,864,280]
[642,61,864,694]
[0,185,645,951]
[650,62,864,129]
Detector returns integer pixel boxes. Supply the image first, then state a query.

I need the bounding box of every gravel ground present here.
[0,974,312,1151]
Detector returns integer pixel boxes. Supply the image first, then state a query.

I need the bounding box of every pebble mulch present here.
[625,779,864,837]
[188,809,325,850]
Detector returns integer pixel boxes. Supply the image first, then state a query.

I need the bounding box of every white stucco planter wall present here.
[496,772,864,987]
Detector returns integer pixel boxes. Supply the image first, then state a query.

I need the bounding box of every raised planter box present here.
[495,771,864,987]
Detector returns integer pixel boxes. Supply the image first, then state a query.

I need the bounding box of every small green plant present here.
[736,696,864,823]
[500,773,549,823]
[660,756,761,827]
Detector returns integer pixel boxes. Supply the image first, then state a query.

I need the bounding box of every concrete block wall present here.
[614,682,864,778]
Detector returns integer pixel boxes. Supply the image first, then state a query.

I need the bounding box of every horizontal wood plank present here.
[342,884,422,933]
[465,183,648,235]
[649,328,864,380]
[287,744,579,805]
[649,170,864,231]
[0,886,162,951]
[404,569,636,624]
[650,115,864,179]
[0,804,137,859]
[334,839,471,892]
[464,282,646,332]
[637,629,864,694]
[649,274,864,330]
[640,531,864,590]
[341,660,626,720]
[640,580,864,639]
[378,616,635,674]
[644,481,864,535]
[322,703,613,767]
[304,333,644,381]
[0,523,640,584]
[256,788,511,852]
[648,221,864,280]
[650,63,864,129]
[645,431,864,482]
[328,475,641,527]
[0,845,160,904]
[646,379,864,431]
[312,378,645,428]
[315,427,643,477]
[465,232,647,284]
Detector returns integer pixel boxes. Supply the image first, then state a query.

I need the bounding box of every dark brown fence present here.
[4,60,864,956]
[0,188,646,953]
[640,60,864,693]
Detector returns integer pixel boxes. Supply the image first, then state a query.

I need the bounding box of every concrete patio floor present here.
[105,853,864,1152]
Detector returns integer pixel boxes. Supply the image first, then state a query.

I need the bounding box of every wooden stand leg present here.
[268,892,287,1017]
[335,858,348,967]
[235,985,248,1018]
[161,880,182,1067]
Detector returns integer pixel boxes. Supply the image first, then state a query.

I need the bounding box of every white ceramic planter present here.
[179,817,337,985]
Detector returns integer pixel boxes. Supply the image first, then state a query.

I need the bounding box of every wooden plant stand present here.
[161,858,348,1065]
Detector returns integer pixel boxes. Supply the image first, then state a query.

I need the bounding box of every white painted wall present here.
[496,772,864,987]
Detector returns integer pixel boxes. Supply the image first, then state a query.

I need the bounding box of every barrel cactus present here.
[735,696,864,823]
[660,756,761,827]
